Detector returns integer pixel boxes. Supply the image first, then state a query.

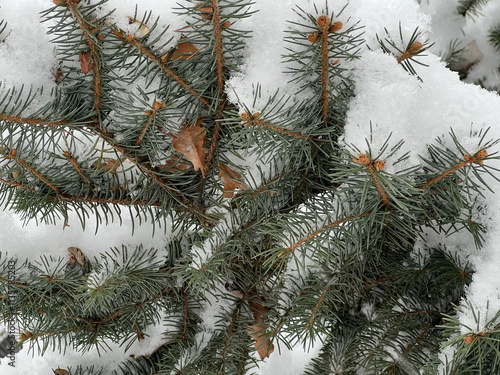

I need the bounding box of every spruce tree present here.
[0,1,499,374]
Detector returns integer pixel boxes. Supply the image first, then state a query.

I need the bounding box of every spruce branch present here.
[111,28,210,106]
[420,148,488,189]
[63,0,104,115]
[457,0,490,17]
[278,211,371,258]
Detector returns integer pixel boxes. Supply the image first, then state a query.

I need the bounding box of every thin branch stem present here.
[112,29,209,106]
[278,211,371,257]
[63,151,90,184]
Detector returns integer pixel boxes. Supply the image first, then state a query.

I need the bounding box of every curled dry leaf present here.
[218,163,249,198]
[68,247,86,266]
[229,289,274,360]
[79,50,93,74]
[170,118,207,177]
[162,38,199,62]
[128,17,150,38]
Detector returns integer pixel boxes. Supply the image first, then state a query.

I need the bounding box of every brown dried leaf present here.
[248,324,274,360]
[128,17,150,38]
[68,247,85,266]
[79,50,93,74]
[171,118,207,177]
[248,299,274,359]
[218,163,248,198]
[162,38,199,62]
[53,369,69,375]
[196,3,214,20]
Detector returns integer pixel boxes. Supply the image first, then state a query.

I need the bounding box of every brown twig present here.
[420,149,488,189]
[63,151,90,184]
[66,2,103,114]
[305,286,328,331]
[278,211,371,257]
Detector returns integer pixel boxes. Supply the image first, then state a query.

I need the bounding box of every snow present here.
[0,0,57,111]
[1,0,500,373]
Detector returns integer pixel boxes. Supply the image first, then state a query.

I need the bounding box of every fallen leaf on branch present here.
[128,17,150,38]
[79,50,93,74]
[248,298,274,359]
[53,368,69,375]
[67,247,85,266]
[162,38,199,62]
[196,3,214,20]
[228,288,274,359]
[248,323,274,360]
[170,118,207,177]
[218,163,248,198]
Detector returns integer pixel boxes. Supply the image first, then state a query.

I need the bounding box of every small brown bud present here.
[152,101,166,110]
[316,16,331,28]
[308,33,319,43]
[373,160,386,171]
[240,113,251,121]
[355,153,371,166]
[474,149,488,164]
[463,334,475,344]
[221,20,231,28]
[464,154,471,161]
[328,21,343,33]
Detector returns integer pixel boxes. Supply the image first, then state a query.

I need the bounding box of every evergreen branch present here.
[4,150,60,193]
[220,305,240,366]
[81,127,193,207]
[111,28,209,106]
[63,151,90,184]
[420,149,488,189]
[240,112,311,140]
[0,178,31,191]
[401,323,434,356]
[202,0,230,178]
[319,17,331,127]
[278,211,371,258]
[368,164,390,208]
[457,0,490,17]
[396,41,424,63]
[305,285,329,331]
[0,114,71,127]
[136,101,165,146]
[352,153,390,208]
[65,1,103,115]
[211,0,225,94]
[182,291,189,340]
[203,99,225,178]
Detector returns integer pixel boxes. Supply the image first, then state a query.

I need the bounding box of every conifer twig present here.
[63,151,90,184]
[4,151,60,193]
[0,114,71,127]
[305,285,328,331]
[420,149,488,189]
[278,211,371,257]
[240,113,310,140]
[66,1,103,115]
[111,28,209,106]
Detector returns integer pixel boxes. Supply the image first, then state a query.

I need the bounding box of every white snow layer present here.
[1,0,500,374]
